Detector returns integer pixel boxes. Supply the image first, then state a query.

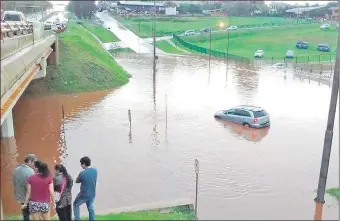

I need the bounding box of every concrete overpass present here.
[0,17,67,139]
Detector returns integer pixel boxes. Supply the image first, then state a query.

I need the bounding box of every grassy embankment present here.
[116,16,297,38]
[178,24,337,62]
[81,20,120,43]
[327,187,340,201]
[5,205,195,220]
[26,21,130,95]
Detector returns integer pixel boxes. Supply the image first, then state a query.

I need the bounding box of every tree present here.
[67,1,96,19]
[164,1,176,7]
[177,3,202,14]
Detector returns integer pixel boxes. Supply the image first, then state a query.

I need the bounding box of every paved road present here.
[96,11,166,54]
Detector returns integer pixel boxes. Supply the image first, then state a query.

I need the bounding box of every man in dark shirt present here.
[73,156,98,221]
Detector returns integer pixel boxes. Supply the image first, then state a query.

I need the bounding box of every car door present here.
[240,110,252,124]
[233,109,244,124]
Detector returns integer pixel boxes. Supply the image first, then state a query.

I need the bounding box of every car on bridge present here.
[214,105,270,128]
[1,11,27,24]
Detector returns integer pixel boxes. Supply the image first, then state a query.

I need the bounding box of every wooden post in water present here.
[61,105,67,149]
[165,95,168,131]
[194,159,199,220]
[128,109,131,131]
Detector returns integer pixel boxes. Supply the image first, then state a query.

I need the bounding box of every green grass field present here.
[26,21,130,94]
[116,15,302,38]
[81,21,120,43]
[327,187,340,201]
[180,24,338,62]
[156,40,186,54]
[5,206,195,220]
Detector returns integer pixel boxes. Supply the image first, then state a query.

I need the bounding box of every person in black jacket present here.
[53,164,73,221]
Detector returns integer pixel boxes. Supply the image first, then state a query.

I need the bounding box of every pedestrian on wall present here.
[73,156,98,221]
[13,154,37,221]
[22,160,55,220]
[54,164,73,221]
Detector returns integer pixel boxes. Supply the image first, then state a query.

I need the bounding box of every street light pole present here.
[226,15,231,64]
[153,0,156,77]
[313,1,340,218]
[209,29,211,71]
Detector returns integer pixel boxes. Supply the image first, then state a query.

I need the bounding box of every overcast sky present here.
[50,1,333,6]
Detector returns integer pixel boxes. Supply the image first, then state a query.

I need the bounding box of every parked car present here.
[200,27,211,33]
[285,50,294,58]
[1,10,27,24]
[320,24,330,30]
[296,40,308,49]
[184,30,195,36]
[227,26,238,31]
[317,44,331,52]
[214,105,270,128]
[254,50,264,58]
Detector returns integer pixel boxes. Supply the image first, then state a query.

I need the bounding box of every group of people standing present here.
[13,154,98,221]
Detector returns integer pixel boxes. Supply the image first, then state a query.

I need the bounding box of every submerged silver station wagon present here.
[214,105,270,128]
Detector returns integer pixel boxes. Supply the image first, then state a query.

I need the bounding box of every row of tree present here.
[67,1,96,19]
[166,1,338,17]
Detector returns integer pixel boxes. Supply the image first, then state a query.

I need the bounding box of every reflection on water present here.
[215,118,270,143]
[1,54,339,220]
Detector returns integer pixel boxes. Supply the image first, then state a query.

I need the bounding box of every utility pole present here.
[153,0,156,78]
[209,29,211,71]
[313,1,340,219]
[226,13,231,64]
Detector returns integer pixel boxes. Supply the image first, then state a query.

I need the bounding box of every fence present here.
[264,53,336,67]
[173,34,250,63]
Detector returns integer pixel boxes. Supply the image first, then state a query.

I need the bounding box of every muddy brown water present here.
[1,54,339,219]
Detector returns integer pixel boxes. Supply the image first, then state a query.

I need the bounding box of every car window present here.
[226,109,235,115]
[4,13,20,21]
[233,109,244,116]
[241,110,251,117]
[253,110,267,118]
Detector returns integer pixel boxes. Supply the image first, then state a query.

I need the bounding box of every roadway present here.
[96,11,166,54]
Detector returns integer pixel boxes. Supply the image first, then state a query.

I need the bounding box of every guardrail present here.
[1,22,33,40]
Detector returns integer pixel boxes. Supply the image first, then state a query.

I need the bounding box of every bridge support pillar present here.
[1,110,14,138]
[54,36,59,66]
[34,57,47,79]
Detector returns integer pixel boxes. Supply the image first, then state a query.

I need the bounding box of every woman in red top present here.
[22,161,55,220]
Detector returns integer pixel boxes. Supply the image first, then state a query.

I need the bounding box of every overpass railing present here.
[0,22,62,60]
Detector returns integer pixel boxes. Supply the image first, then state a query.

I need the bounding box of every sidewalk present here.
[95,11,166,54]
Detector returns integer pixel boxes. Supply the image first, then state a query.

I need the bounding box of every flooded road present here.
[1,54,339,219]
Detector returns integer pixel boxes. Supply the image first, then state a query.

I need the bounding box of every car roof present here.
[318,44,329,46]
[287,50,293,52]
[232,105,264,111]
[4,11,22,14]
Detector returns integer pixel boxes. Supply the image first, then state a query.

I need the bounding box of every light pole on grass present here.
[209,22,225,71]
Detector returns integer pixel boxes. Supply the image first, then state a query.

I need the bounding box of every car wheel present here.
[243,123,250,127]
